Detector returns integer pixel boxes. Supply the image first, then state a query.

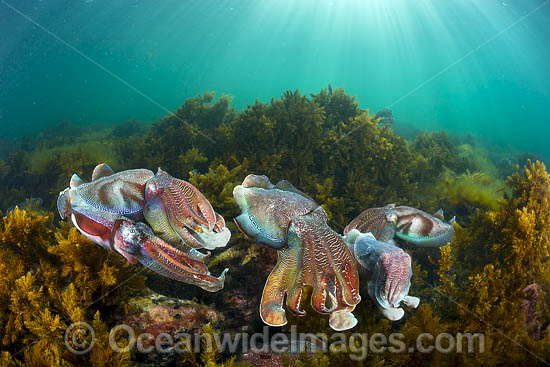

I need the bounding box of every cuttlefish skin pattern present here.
[344,229,419,321]
[392,206,455,247]
[233,174,361,331]
[57,163,230,292]
[233,182,318,249]
[345,204,455,247]
[144,169,231,253]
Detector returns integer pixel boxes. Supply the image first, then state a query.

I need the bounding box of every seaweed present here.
[115,92,236,177]
[109,119,147,138]
[0,131,120,212]
[221,90,325,190]
[178,323,244,367]
[410,131,478,183]
[310,84,360,128]
[430,169,505,222]
[1,86,548,366]
[320,111,418,218]
[0,86,482,223]
[432,160,550,365]
[0,208,145,366]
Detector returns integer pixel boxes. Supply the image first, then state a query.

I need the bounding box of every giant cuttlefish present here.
[345,204,455,247]
[234,174,361,331]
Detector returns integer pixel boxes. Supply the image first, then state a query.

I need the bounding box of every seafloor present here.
[0,87,549,366]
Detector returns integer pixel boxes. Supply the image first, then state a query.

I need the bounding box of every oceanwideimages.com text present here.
[65,323,485,360]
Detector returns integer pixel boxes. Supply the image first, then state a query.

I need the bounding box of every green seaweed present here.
[430,168,505,222]
[410,131,479,183]
[0,86,548,366]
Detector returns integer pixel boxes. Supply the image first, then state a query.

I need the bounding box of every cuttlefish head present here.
[144,169,230,251]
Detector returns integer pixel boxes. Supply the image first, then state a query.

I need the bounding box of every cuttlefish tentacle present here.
[260,208,360,331]
[214,212,226,233]
[260,246,300,327]
[58,163,230,292]
[157,168,217,230]
[288,210,360,316]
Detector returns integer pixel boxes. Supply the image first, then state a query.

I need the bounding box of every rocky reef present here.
[0,86,549,366]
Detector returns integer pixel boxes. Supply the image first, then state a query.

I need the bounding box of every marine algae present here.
[432,160,550,365]
[430,168,505,222]
[0,87,548,366]
[0,208,145,366]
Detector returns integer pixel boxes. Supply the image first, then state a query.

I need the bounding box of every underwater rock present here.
[216,244,279,329]
[234,174,361,331]
[241,351,303,367]
[57,163,230,292]
[123,294,222,339]
[344,229,419,321]
[122,294,222,367]
[240,336,322,366]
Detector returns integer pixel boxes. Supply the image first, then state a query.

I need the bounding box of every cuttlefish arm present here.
[144,169,230,252]
[59,191,226,291]
[344,229,419,321]
[113,221,227,292]
[260,208,361,331]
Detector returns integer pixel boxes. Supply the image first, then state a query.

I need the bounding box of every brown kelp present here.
[0,208,145,366]
[431,160,550,365]
[0,87,549,366]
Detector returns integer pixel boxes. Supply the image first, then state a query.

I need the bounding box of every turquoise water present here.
[1,0,549,154]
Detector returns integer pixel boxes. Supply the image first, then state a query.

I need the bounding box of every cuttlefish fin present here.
[70,174,85,188]
[434,208,445,220]
[274,180,317,203]
[92,163,114,181]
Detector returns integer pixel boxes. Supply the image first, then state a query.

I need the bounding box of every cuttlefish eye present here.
[386,212,398,225]
[145,181,163,199]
